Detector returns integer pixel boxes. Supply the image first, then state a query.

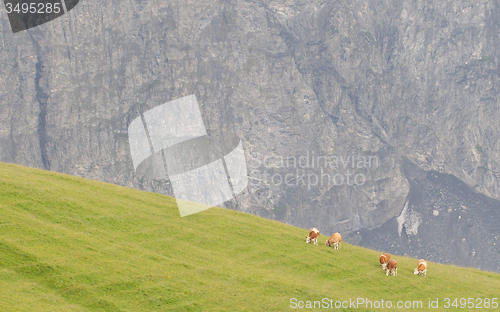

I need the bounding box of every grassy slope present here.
[0,162,499,311]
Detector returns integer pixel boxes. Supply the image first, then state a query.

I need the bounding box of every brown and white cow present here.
[385,260,398,276]
[306,228,320,246]
[379,253,391,270]
[414,259,427,277]
[325,233,342,249]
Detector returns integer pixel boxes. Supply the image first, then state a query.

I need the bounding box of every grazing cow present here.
[325,233,342,249]
[414,259,427,277]
[379,253,391,270]
[386,260,398,276]
[306,228,320,246]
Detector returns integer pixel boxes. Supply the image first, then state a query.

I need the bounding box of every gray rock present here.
[0,0,499,270]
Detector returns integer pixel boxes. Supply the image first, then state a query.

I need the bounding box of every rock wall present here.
[0,0,499,269]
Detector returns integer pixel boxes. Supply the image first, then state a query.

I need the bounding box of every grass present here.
[0,162,499,311]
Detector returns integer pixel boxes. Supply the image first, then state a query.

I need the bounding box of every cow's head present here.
[381,263,387,270]
[306,236,311,243]
[325,240,331,246]
[414,268,420,275]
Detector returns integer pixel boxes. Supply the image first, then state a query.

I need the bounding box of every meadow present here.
[0,162,499,311]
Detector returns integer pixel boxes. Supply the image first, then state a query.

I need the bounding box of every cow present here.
[325,233,342,249]
[385,260,398,276]
[306,228,320,246]
[379,253,391,270]
[414,259,427,277]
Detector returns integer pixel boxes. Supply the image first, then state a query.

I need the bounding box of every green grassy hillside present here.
[0,162,499,311]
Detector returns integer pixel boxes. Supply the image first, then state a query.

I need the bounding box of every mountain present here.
[350,158,500,273]
[1,162,499,311]
[0,0,499,270]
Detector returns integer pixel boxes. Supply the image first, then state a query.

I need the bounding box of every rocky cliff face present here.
[349,158,500,272]
[0,0,499,270]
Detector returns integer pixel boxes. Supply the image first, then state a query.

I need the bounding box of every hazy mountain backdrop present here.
[0,0,499,271]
